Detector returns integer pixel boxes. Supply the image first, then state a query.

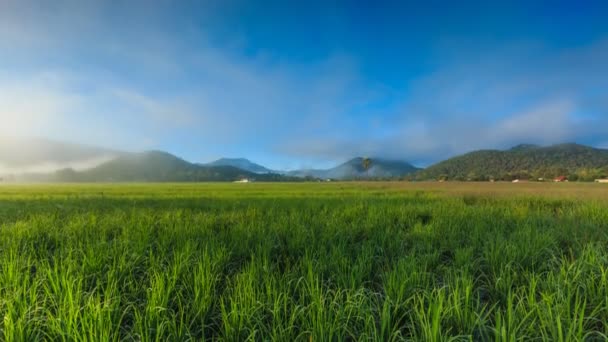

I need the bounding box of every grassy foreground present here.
[1,182,607,341]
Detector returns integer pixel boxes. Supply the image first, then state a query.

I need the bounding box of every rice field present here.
[1,182,607,341]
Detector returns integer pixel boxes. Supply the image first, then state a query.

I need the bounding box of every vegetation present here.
[6,152,419,183]
[12,151,298,183]
[1,182,608,340]
[415,143,608,181]
[6,142,608,183]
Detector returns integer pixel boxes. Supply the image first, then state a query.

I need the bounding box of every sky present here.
[1,0,608,169]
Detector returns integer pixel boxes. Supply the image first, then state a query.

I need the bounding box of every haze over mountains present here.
[1,138,607,182]
[0,137,123,174]
[45,151,292,183]
[287,158,420,179]
[0,138,422,182]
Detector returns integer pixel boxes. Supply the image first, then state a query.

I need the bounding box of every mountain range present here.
[10,151,294,183]
[1,138,607,182]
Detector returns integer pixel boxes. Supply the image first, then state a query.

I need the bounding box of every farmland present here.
[1,182,608,340]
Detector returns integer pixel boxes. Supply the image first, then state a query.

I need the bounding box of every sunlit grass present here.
[0,182,607,340]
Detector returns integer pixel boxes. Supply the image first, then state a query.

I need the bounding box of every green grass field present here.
[1,182,608,341]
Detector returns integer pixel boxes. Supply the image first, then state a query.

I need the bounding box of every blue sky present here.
[1,1,607,169]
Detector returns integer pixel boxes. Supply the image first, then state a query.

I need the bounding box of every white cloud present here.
[0,1,372,154]
[282,39,608,165]
[1,1,607,168]
[491,101,575,145]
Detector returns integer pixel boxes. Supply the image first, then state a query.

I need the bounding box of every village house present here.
[554,176,568,182]
[595,179,608,183]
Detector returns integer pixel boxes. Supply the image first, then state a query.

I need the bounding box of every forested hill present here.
[414,143,608,181]
[14,151,296,182]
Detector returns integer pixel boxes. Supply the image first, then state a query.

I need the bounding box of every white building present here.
[595,179,608,183]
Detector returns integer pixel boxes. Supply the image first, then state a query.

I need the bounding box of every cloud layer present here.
[281,40,608,165]
[1,1,607,168]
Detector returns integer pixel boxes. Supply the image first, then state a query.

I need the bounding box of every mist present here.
[0,137,123,175]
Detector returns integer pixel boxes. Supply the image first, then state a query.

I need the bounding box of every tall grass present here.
[0,183,607,340]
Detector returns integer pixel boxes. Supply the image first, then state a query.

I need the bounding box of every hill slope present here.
[203,158,274,174]
[415,143,608,181]
[289,157,420,180]
[18,151,294,182]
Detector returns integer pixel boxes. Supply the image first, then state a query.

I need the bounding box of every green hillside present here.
[415,143,608,181]
[46,151,294,182]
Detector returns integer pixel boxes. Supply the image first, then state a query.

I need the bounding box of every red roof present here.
[554,176,567,181]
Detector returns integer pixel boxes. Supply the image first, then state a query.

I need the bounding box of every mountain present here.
[0,137,123,174]
[415,143,608,181]
[73,151,198,182]
[203,158,274,174]
[288,157,420,180]
[0,139,295,182]
[19,151,297,182]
